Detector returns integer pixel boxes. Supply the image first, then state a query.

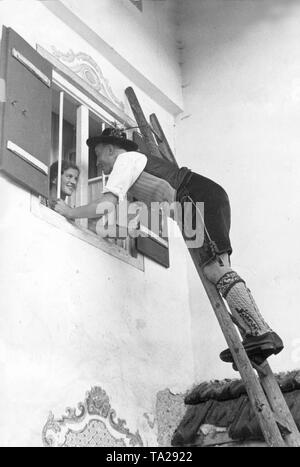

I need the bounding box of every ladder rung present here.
[274,415,292,436]
[251,360,268,377]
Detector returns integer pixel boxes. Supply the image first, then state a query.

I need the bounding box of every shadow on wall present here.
[178,0,300,57]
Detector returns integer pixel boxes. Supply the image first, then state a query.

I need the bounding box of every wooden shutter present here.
[0,27,52,197]
[132,130,170,268]
[136,215,170,268]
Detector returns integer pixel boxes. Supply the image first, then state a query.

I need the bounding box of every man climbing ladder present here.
[54,126,283,366]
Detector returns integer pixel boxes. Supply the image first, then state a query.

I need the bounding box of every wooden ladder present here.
[125,86,300,447]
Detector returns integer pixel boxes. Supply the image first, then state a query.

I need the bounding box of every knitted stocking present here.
[216,271,272,337]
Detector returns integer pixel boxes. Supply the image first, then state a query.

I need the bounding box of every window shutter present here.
[0,27,52,197]
[136,216,170,268]
[132,131,170,268]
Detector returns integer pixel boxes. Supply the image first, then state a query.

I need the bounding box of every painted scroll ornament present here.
[42,386,143,447]
[51,47,125,111]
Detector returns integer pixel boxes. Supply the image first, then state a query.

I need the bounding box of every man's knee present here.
[202,254,232,284]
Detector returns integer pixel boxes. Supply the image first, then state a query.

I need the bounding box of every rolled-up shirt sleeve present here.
[102,151,147,201]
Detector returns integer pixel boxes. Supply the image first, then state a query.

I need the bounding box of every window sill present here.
[30,195,144,272]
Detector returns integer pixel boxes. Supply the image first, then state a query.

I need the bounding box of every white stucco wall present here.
[60,0,182,107]
[0,0,193,447]
[176,0,300,381]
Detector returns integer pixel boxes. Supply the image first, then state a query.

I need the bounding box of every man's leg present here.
[203,253,283,361]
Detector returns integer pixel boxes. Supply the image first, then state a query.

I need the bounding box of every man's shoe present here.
[220,331,284,363]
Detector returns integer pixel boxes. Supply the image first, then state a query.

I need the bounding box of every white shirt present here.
[102,151,147,201]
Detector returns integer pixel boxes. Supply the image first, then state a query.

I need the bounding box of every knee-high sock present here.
[216,271,272,337]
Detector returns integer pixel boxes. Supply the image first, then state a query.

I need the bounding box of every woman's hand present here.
[54,200,73,219]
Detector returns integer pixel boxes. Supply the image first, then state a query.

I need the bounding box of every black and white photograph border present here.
[0,0,299,450]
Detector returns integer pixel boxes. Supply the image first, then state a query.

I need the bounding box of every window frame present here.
[30,48,144,271]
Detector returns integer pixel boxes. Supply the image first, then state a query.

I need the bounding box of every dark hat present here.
[86,128,138,152]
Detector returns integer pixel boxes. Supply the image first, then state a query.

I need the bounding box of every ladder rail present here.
[258,361,300,447]
[189,249,285,447]
[125,87,161,160]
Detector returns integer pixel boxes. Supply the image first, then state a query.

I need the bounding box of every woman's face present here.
[61,168,79,197]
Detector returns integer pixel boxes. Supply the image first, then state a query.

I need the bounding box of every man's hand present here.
[54,200,73,219]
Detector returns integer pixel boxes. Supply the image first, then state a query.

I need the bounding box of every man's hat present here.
[86,128,138,152]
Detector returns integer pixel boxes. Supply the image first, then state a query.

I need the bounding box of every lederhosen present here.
[128,155,232,267]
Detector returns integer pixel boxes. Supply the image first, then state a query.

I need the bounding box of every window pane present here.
[50,88,78,205]
[51,88,77,164]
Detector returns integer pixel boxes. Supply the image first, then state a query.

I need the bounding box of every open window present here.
[49,82,135,254]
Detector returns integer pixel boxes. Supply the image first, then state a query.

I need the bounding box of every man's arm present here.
[54,192,118,219]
